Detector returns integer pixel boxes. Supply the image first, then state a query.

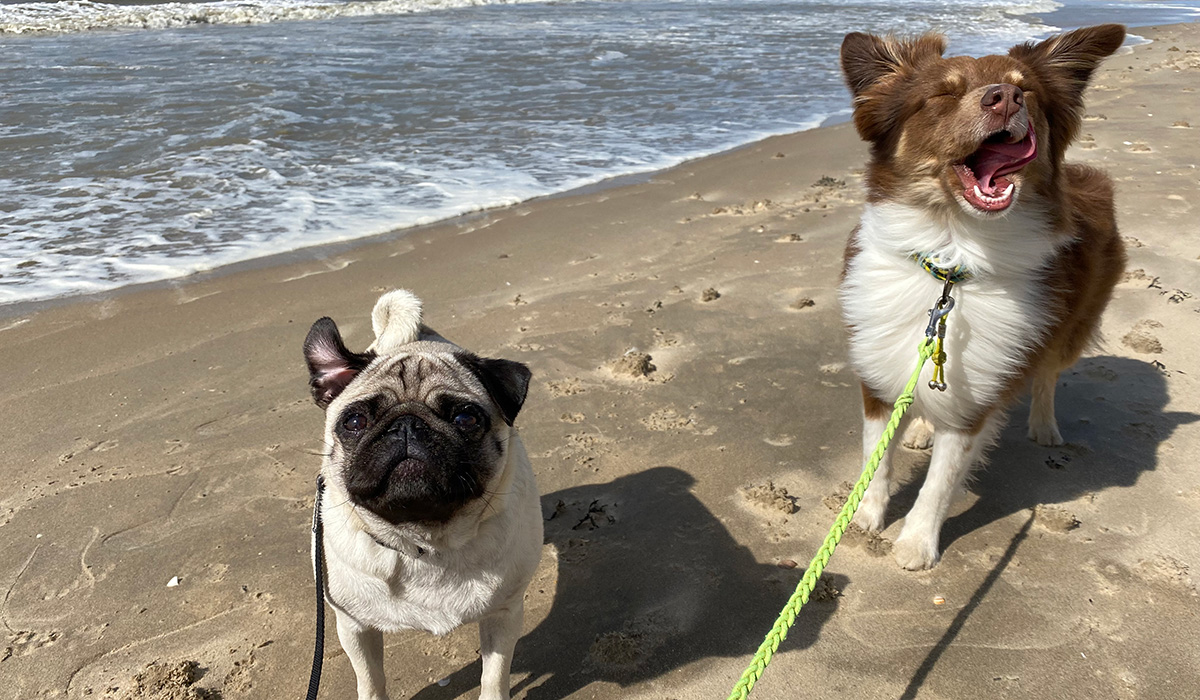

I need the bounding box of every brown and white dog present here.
[838,25,1127,569]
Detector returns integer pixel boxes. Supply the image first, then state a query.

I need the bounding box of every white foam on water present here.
[5,0,1184,308]
[0,0,562,35]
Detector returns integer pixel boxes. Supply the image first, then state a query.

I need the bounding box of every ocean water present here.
[1,0,1197,307]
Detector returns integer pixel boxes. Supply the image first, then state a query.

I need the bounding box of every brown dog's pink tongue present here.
[970,129,1037,194]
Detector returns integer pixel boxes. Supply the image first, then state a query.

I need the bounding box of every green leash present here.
[726,284,955,700]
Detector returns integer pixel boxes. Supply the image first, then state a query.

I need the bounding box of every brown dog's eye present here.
[342,413,369,432]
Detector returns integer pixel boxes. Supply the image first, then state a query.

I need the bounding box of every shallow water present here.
[0,0,1195,306]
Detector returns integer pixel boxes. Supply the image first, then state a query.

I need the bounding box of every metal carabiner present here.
[924,294,955,340]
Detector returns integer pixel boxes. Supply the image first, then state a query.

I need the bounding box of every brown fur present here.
[840,24,1126,220]
[861,382,891,420]
[1003,163,1126,404]
[841,25,1126,419]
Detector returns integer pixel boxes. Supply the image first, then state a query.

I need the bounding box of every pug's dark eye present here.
[342,412,369,432]
[453,410,479,430]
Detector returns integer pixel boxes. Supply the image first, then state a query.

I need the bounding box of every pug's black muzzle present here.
[342,412,488,524]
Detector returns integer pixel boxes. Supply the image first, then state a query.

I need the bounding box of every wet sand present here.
[1,23,1198,700]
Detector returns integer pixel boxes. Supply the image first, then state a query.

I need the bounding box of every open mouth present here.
[952,126,1037,212]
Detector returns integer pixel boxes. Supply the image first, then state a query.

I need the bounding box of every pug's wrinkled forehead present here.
[346,343,528,425]
[304,290,531,426]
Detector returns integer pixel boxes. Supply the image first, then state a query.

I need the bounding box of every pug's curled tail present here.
[368,289,424,355]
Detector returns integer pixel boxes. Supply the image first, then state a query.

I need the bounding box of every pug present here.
[303,289,542,700]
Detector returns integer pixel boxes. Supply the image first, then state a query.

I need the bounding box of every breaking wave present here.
[0,0,557,35]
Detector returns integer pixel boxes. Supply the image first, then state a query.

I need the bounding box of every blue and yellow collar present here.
[911,252,973,284]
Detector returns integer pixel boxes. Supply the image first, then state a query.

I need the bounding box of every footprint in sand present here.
[709,199,773,216]
[738,481,799,515]
[842,523,893,557]
[1033,504,1081,533]
[59,439,118,465]
[546,377,587,397]
[118,660,208,699]
[1044,452,1073,470]
[5,630,64,660]
[1121,319,1164,354]
[1136,555,1197,595]
[587,612,671,672]
[1120,268,1156,287]
[641,407,712,434]
[1127,141,1152,153]
[1163,288,1193,303]
[1082,363,1119,381]
[223,650,260,695]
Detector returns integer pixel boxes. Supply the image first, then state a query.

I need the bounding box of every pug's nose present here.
[981,83,1023,120]
[385,414,433,460]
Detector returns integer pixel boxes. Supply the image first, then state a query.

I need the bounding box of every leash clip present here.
[924,294,955,341]
[925,282,955,391]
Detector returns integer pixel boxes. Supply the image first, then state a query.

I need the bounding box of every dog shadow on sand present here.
[886,355,1199,550]
[411,466,842,700]
[881,356,1198,699]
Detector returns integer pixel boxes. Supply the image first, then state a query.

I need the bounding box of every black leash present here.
[306,475,327,700]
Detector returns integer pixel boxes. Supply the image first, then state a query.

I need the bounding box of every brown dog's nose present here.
[981,83,1024,120]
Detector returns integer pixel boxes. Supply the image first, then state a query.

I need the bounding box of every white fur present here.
[315,292,541,700]
[367,289,424,355]
[320,432,541,637]
[318,417,542,700]
[842,202,1069,568]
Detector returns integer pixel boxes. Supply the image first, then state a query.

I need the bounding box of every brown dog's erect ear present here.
[1009,24,1124,159]
[304,317,376,409]
[840,31,947,98]
[1009,24,1125,103]
[458,353,532,426]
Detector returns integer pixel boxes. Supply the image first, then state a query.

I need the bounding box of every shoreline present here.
[0,22,1197,700]
[0,115,848,323]
[3,7,1193,314]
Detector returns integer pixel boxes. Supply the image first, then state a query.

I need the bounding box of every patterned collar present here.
[911,252,973,284]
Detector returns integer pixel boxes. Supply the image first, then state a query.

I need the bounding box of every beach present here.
[1,20,1199,700]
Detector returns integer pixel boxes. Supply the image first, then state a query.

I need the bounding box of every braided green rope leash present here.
[725,338,936,700]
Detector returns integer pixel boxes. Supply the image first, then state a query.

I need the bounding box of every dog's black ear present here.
[840,31,947,98]
[459,353,532,426]
[1009,24,1125,103]
[304,317,376,409]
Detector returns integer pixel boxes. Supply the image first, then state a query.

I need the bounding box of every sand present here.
[1,23,1198,700]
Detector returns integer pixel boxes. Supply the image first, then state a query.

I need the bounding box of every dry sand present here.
[1,23,1198,700]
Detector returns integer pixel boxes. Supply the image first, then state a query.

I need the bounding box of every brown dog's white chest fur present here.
[838,25,1126,569]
